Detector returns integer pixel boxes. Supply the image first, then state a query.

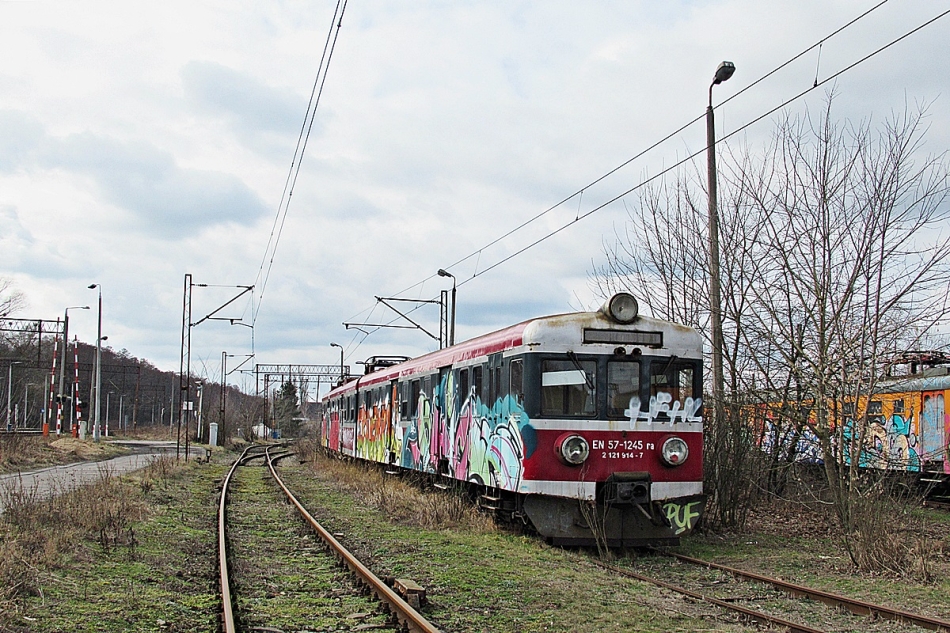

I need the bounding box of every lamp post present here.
[195,381,203,442]
[437,269,457,346]
[57,305,89,435]
[88,284,103,442]
[707,60,735,424]
[330,343,344,383]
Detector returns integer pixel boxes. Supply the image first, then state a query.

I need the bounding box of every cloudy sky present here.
[2,0,949,393]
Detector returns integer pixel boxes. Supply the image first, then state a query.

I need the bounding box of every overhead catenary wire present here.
[344,2,948,351]
[430,0,896,284]
[461,5,950,286]
[348,0,897,321]
[252,0,349,325]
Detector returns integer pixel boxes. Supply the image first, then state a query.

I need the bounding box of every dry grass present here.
[0,465,151,611]
[296,440,495,533]
[842,479,940,580]
[0,433,58,472]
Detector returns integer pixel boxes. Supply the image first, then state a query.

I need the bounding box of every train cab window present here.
[509,359,524,404]
[540,358,596,417]
[649,361,697,418]
[607,360,640,417]
[894,399,905,415]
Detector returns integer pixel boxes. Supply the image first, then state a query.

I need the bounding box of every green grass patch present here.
[3,456,223,632]
[278,457,745,633]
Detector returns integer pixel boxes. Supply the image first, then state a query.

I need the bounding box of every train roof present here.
[877,366,950,394]
[325,297,700,399]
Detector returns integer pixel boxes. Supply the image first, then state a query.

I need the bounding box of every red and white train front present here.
[322,293,705,546]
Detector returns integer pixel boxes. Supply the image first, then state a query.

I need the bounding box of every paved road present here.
[0,440,206,512]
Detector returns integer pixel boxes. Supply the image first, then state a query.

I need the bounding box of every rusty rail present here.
[217,445,263,633]
[662,551,950,632]
[265,447,443,633]
[592,559,826,633]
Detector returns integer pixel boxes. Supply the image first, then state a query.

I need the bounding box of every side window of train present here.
[540,358,596,417]
[473,366,483,403]
[399,382,409,419]
[509,358,524,404]
[411,380,421,417]
[458,368,470,404]
[607,360,640,417]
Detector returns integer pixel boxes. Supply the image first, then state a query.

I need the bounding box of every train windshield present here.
[607,360,640,417]
[540,358,596,417]
[650,360,698,417]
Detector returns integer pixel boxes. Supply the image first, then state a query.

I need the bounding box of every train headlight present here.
[606,293,639,324]
[556,434,590,466]
[660,436,689,466]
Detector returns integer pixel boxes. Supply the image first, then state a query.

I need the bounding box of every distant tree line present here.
[0,286,263,445]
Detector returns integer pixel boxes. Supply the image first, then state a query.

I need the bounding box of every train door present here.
[488,354,502,403]
[436,366,451,473]
[921,390,945,469]
[387,380,399,465]
[342,394,356,456]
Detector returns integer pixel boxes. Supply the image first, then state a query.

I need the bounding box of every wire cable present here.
[432,0,895,282]
[460,5,950,286]
[253,0,349,324]
[346,3,949,348]
[353,0,897,314]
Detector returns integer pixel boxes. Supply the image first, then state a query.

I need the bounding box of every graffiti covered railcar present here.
[755,368,950,477]
[321,293,705,546]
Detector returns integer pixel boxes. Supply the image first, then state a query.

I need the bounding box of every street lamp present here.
[88,284,103,442]
[707,61,735,424]
[437,269,457,347]
[57,305,90,435]
[330,343,344,383]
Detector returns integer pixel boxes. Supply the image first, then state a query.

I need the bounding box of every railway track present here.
[217,445,443,633]
[596,550,950,633]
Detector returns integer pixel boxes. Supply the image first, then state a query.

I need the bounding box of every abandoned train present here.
[320,293,706,546]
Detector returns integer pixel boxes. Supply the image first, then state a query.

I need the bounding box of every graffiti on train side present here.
[378,373,533,491]
[356,394,391,463]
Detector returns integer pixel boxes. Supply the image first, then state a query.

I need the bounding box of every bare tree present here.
[0,277,25,319]
[592,96,950,572]
[733,97,950,572]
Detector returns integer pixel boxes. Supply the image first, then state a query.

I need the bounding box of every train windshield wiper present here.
[567,350,595,391]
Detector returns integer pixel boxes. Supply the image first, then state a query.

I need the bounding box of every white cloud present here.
[0,0,948,378]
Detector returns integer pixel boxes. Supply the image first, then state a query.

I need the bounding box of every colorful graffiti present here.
[757,415,823,463]
[391,373,533,491]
